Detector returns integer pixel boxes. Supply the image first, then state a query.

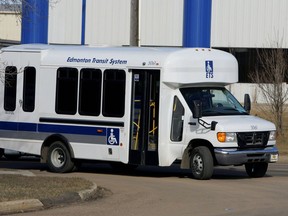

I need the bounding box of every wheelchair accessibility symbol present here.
[205,60,214,79]
[107,128,119,145]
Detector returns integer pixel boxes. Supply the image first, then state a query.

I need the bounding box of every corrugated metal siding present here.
[211,0,288,48]
[85,0,130,46]
[45,0,288,48]
[48,0,82,44]
[141,0,183,46]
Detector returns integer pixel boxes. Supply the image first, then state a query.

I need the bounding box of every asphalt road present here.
[1,158,288,216]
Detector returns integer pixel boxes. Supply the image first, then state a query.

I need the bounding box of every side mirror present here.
[211,121,218,131]
[192,100,202,119]
[191,101,218,130]
[244,94,251,114]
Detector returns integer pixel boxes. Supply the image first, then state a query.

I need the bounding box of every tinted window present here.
[102,69,126,117]
[180,87,247,116]
[170,96,184,141]
[4,66,17,111]
[55,67,78,115]
[79,68,102,116]
[23,67,36,112]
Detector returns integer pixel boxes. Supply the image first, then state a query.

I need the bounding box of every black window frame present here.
[170,96,184,141]
[4,66,17,111]
[23,66,36,112]
[79,68,102,116]
[55,67,78,115]
[102,69,126,117]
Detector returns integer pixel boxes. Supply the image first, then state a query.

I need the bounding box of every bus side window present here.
[170,96,184,141]
[4,66,17,111]
[102,69,126,117]
[55,67,78,115]
[23,67,36,112]
[79,68,102,116]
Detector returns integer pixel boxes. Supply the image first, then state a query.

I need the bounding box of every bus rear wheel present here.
[47,141,75,173]
[190,146,214,180]
[245,162,268,178]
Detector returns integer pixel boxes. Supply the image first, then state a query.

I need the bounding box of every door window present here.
[129,70,160,165]
[170,96,184,141]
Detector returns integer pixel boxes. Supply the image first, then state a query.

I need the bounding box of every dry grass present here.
[0,175,92,202]
[251,103,288,157]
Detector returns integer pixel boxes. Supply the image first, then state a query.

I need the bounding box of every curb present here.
[78,183,98,200]
[0,199,43,215]
[0,183,98,215]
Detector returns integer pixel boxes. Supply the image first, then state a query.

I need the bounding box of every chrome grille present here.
[237,132,269,148]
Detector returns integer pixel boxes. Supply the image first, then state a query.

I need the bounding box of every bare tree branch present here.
[250,47,288,135]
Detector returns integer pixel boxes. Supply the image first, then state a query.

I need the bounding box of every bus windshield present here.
[180,87,248,116]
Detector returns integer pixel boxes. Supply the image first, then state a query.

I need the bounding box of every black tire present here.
[245,162,268,178]
[47,141,75,173]
[190,146,214,180]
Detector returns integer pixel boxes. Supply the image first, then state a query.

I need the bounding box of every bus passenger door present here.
[129,70,160,166]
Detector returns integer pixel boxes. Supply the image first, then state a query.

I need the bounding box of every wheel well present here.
[40,134,75,163]
[180,139,216,169]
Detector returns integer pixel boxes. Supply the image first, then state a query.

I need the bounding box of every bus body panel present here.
[0,44,278,175]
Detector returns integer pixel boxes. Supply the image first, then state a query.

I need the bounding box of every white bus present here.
[0,44,278,179]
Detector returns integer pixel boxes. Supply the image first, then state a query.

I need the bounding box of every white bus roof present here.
[1,44,238,87]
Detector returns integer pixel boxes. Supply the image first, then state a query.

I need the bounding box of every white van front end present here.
[211,115,278,165]
[161,48,279,180]
[177,86,279,179]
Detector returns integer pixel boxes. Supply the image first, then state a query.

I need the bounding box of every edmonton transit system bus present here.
[0,44,278,180]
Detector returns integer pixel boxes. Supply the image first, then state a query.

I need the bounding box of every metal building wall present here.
[46,0,288,48]
[85,0,130,46]
[47,0,183,46]
[140,0,183,46]
[211,0,288,48]
[48,0,82,44]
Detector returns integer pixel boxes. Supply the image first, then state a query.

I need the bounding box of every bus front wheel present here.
[47,141,75,173]
[190,146,214,180]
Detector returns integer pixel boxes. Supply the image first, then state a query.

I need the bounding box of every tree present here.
[0,0,59,83]
[249,47,288,135]
[0,0,59,20]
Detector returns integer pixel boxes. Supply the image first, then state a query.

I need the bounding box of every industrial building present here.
[0,0,287,102]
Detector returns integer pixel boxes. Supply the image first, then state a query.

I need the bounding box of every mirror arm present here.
[198,119,218,130]
[189,119,218,131]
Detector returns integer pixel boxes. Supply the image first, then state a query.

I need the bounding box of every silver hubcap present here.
[51,147,65,168]
[192,153,203,175]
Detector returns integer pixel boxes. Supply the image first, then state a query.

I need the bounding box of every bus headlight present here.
[217,132,237,142]
[269,131,276,141]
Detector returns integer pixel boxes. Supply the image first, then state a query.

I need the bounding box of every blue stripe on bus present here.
[38,124,106,136]
[0,121,18,130]
[0,121,107,136]
[19,122,37,132]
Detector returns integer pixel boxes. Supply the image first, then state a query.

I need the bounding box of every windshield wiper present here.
[221,107,249,114]
[203,107,249,116]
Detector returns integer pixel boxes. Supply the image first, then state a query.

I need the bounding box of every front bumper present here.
[214,146,279,165]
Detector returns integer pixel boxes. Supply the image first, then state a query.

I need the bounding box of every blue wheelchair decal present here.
[107,128,119,145]
[205,60,214,78]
